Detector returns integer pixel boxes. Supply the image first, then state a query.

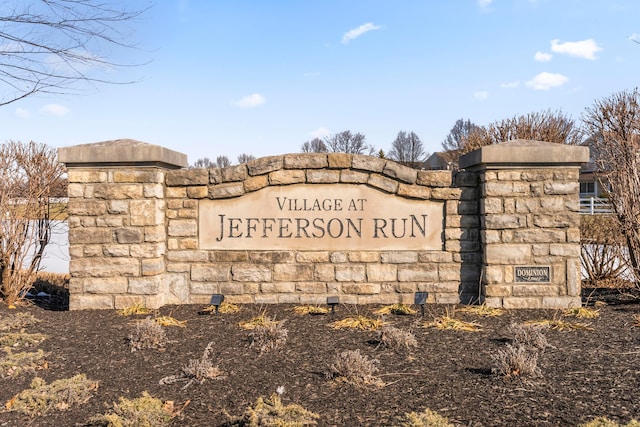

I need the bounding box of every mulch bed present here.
[1,287,639,427]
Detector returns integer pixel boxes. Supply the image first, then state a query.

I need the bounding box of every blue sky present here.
[2,0,640,164]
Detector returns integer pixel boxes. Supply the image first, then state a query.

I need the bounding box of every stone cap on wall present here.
[459,139,590,170]
[58,139,188,169]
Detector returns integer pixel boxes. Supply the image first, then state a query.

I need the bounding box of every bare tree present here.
[215,155,231,168]
[300,138,328,153]
[0,141,65,305]
[237,153,256,164]
[192,157,215,168]
[324,131,374,155]
[0,0,148,106]
[583,88,640,284]
[387,131,427,168]
[441,119,481,154]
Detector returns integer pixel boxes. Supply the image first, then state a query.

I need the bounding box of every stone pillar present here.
[460,140,589,309]
[58,139,187,310]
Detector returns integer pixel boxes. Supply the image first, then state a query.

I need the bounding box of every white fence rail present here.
[580,197,613,215]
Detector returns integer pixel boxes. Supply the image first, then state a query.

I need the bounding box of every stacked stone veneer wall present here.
[59,139,588,310]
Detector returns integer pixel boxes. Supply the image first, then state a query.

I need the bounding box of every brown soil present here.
[1,286,639,427]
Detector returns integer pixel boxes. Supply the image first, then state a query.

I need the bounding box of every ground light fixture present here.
[209,294,225,314]
[327,296,339,314]
[414,292,428,317]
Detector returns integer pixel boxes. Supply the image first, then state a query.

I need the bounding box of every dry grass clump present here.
[230,391,319,426]
[377,325,418,351]
[0,349,47,378]
[202,302,241,314]
[423,312,481,332]
[563,307,600,319]
[508,323,549,351]
[117,304,153,316]
[293,305,330,315]
[327,349,382,387]
[239,313,274,330]
[633,314,640,327]
[5,374,98,415]
[579,417,640,427]
[0,312,40,332]
[160,342,224,389]
[395,408,455,427]
[330,315,384,331]
[525,319,594,331]
[249,320,288,353]
[0,332,48,347]
[128,318,168,352]
[85,391,182,427]
[491,343,541,378]
[373,303,417,316]
[457,305,506,317]
[153,316,187,328]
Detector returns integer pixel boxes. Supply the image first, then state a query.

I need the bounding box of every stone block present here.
[366,264,397,281]
[340,170,369,183]
[284,153,328,169]
[143,184,164,198]
[297,252,330,263]
[244,175,269,192]
[247,156,283,175]
[418,252,453,263]
[130,243,165,258]
[306,169,340,183]
[103,245,130,257]
[484,214,527,229]
[341,283,381,295]
[352,155,385,172]
[544,182,579,195]
[209,182,245,199]
[249,251,294,263]
[368,174,398,193]
[144,225,166,243]
[416,170,452,187]
[232,264,271,281]
[165,273,190,304]
[70,257,139,277]
[335,265,366,282]
[348,252,379,263]
[166,169,209,186]
[273,264,314,281]
[212,251,249,262]
[69,201,107,216]
[328,153,352,168]
[482,198,503,214]
[261,282,296,293]
[166,187,187,198]
[130,200,163,226]
[168,219,197,237]
[295,282,327,293]
[398,265,438,282]
[485,244,532,264]
[532,213,580,228]
[277,294,302,303]
[220,282,247,295]
[128,276,162,294]
[187,186,208,199]
[431,188,462,200]
[113,170,162,183]
[93,183,143,200]
[435,293,461,304]
[382,162,417,183]
[96,217,123,227]
[191,265,230,281]
[254,295,279,304]
[190,282,220,294]
[550,244,580,257]
[512,284,558,297]
[70,294,114,310]
[221,164,248,182]
[381,252,418,264]
[397,184,430,199]
[269,169,306,185]
[330,252,348,263]
[314,264,335,281]
[68,169,108,183]
[167,250,208,262]
[484,266,503,284]
[84,278,128,294]
[542,296,581,309]
[116,227,143,244]
[512,229,566,243]
[438,264,461,281]
[502,297,542,309]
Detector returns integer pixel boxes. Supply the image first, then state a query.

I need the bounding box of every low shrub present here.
[395,408,455,427]
[579,417,640,427]
[5,374,98,415]
[118,304,153,316]
[85,391,181,427]
[0,332,48,347]
[249,320,288,353]
[508,323,549,351]
[377,325,418,351]
[0,312,40,332]
[153,316,187,328]
[327,349,381,387]
[230,391,319,426]
[160,342,224,389]
[0,349,47,378]
[491,343,541,378]
[128,318,168,352]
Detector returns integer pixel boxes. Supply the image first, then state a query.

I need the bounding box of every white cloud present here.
[550,38,602,60]
[341,23,382,44]
[474,91,489,100]
[310,127,331,139]
[232,93,266,108]
[534,51,552,62]
[40,104,70,116]
[526,72,569,90]
[500,80,520,89]
[15,108,30,118]
[478,0,493,7]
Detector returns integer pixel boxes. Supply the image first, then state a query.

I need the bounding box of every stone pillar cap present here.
[459,139,589,169]
[58,139,188,169]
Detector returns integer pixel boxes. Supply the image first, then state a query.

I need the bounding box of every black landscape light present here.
[414,292,428,317]
[327,296,339,314]
[210,294,225,314]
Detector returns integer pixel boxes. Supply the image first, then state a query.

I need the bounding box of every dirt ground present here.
[1,285,639,427]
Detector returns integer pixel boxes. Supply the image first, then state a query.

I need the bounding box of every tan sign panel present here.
[199,184,444,251]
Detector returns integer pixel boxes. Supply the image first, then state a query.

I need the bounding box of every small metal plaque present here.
[515,266,550,283]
